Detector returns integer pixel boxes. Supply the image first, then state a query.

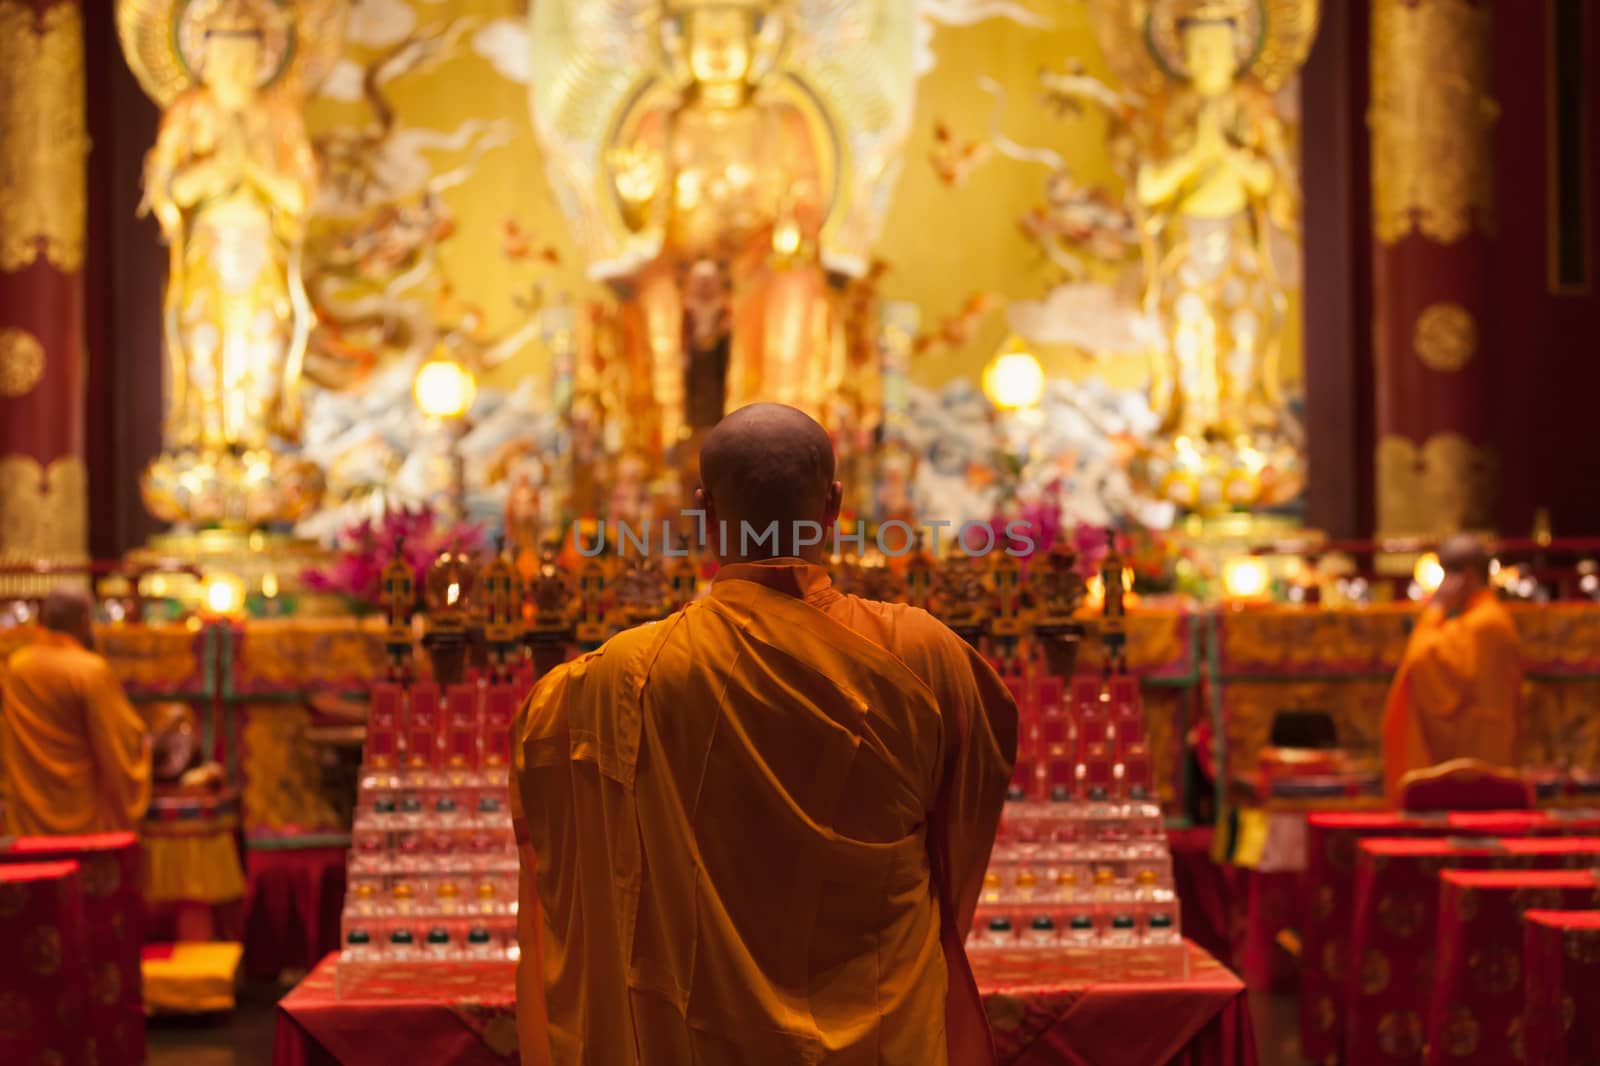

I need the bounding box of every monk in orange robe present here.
[1,589,151,835]
[513,403,1017,1066]
[1382,535,1523,800]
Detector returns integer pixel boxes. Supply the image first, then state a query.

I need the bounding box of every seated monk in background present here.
[512,403,1017,1066]
[1382,535,1523,800]
[1,588,151,835]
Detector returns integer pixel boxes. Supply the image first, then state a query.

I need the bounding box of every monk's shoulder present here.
[1468,599,1520,640]
[842,595,971,669]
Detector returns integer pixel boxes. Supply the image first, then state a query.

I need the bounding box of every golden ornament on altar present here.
[118,0,345,528]
[1090,0,1318,515]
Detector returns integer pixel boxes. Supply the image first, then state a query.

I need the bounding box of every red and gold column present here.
[0,0,89,586]
[1370,0,1499,537]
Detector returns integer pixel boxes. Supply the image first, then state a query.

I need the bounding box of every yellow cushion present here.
[142,941,244,1014]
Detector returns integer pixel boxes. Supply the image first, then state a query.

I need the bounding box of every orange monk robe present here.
[1,631,152,836]
[512,560,1017,1066]
[1382,590,1523,800]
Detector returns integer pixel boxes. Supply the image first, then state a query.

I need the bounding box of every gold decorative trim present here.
[0,453,86,556]
[1376,433,1495,537]
[0,1,89,272]
[0,327,45,396]
[1412,303,1477,372]
[1370,0,1497,245]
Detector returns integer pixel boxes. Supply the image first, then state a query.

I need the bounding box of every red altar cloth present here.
[1297,808,1600,1064]
[1522,909,1600,1066]
[0,833,145,1066]
[244,843,348,979]
[1345,836,1600,1065]
[274,942,1255,1066]
[1425,870,1600,1065]
[0,861,91,1066]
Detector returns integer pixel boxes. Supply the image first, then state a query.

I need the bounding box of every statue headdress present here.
[117,0,347,106]
[1087,0,1320,94]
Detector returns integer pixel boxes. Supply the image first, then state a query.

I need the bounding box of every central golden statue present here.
[608,0,834,456]
[119,0,344,527]
[530,0,916,482]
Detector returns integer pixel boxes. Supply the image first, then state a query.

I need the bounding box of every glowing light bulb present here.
[1413,552,1444,593]
[205,575,243,616]
[1222,557,1270,601]
[414,357,477,420]
[982,347,1045,411]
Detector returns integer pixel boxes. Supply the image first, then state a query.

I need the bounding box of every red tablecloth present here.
[1523,909,1600,1066]
[245,844,348,979]
[0,834,146,1066]
[1298,808,1600,1064]
[1425,870,1599,1065]
[274,942,1256,1066]
[1170,826,1235,967]
[1345,836,1600,1065]
[0,861,91,1066]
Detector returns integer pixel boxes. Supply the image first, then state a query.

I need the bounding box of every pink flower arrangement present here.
[303,505,487,612]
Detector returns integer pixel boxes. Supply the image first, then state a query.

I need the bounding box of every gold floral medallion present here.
[1413,303,1477,371]
[0,328,44,397]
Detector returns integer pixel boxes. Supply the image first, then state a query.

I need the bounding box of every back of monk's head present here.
[40,587,96,650]
[697,403,842,562]
[1439,533,1491,583]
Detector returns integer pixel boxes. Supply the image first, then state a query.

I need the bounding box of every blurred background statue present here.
[529,0,917,502]
[1090,0,1317,515]
[120,0,345,528]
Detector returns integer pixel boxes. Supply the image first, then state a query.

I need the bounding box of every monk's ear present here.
[822,480,843,527]
[694,487,717,547]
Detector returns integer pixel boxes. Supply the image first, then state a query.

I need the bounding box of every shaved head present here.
[697,404,842,563]
[1439,534,1491,580]
[40,587,95,650]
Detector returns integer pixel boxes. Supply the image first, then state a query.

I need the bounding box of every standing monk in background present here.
[1383,535,1523,800]
[1,589,151,835]
[512,403,1017,1066]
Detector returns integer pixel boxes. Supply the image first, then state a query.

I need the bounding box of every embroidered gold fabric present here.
[0,455,86,583]
[0,1,88,272]
[241,703,341,832]
[0,327,45,396]
[1413,302,1477,372]
[1370,0,1497,245]
[1376,432,1496,537]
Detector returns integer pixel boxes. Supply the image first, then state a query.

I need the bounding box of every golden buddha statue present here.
[119,0,344,526]
[1090,0,1317,513]
[529,0,917,474]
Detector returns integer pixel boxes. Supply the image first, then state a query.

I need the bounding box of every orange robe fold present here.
[1382,590,1523,800]
[512,560,1016,1066]
[1,632,152,836]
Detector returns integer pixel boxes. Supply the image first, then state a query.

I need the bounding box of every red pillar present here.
[0,0,89,587]
[1370,0,1498,537]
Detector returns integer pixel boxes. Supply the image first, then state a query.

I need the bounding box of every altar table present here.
[1425,869,1600,1065]
[273,942,1256,1066]
[0,861,92,1066]
[1344,836,1600,1065]
[0,833,146,1066]
[1297,809,1600,1064]
[1522,909,1600,1066]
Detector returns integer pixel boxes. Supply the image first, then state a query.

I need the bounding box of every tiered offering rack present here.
[968,673,1186,981]
[338,671,530,993]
